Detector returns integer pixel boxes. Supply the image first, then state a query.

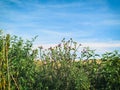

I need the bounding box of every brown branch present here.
[11,74,20,90]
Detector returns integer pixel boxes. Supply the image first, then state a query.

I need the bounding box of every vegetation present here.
[0,30,120,90]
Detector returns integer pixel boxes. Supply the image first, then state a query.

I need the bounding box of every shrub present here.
[0,30,120,90]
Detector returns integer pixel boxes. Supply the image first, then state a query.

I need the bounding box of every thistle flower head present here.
[38,46,43,49]
[58,43,61,47]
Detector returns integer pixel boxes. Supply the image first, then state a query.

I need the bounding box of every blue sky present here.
[0,0,120,54]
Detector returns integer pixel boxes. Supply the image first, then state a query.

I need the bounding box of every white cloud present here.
[41,30,72,37]
[39,3,84,8]
[101,20,120,25]
[82,42,120,48]
[1,0,120,55]
[33,41,120,55]
[80,42,120,54]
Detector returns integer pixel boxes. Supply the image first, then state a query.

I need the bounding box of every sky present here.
[0,0,120,54]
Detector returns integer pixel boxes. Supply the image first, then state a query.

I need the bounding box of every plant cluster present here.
[0,30,120,90]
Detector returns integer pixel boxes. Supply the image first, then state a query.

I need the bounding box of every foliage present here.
[0,30,10,90]
[37,38,90,90]
[0,30,120,90]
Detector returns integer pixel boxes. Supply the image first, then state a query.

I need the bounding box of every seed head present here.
[38,46,43,49]
[58,43,61,47]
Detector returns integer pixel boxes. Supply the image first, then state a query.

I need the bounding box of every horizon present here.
[0,0,120,54]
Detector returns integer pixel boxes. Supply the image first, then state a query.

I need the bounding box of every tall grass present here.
[0,31,10,90]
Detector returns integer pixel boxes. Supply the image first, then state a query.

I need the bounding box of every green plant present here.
[37,38,90,90]
[8,35,38,90]
[0,30,11,90]
[0,30,120,90]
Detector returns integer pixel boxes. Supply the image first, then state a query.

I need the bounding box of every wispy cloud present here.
[41,30,72,37]
[77,19,120,27]
[33,41,120,55]
[101,20,120,25]
[82,42,120,48]
[1,0,120,54]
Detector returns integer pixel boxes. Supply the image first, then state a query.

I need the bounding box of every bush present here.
[0,30,120,90]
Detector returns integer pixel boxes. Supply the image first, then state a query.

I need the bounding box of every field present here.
[0,30,120,90]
